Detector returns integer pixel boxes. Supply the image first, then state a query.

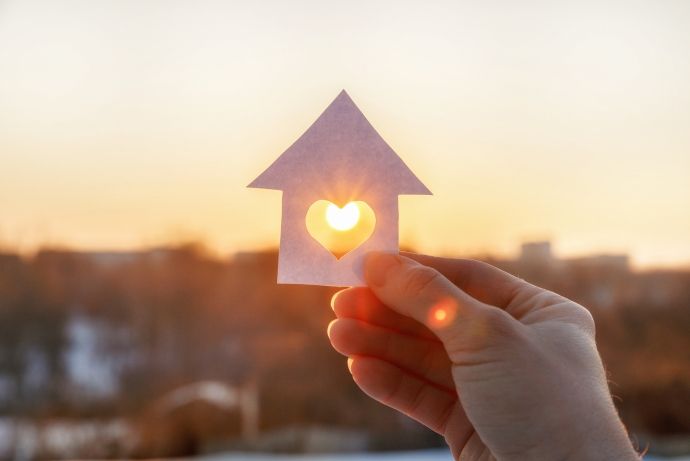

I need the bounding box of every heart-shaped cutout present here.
[306,200,376,259]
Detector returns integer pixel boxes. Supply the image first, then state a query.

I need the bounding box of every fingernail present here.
[364,252,402,287]
[326,320,336,339]
[346,357,354,373]
[330,291,343,311]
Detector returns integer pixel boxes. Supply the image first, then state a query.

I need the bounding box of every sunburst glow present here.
[326,202,360,231]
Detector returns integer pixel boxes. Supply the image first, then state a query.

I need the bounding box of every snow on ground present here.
[200,450,452,461]
[199,449,690,461]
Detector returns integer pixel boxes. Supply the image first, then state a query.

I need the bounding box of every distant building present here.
[519,241,553,265]
[0,252,22,271]
[80,251,142,267]
[568,254,630,272]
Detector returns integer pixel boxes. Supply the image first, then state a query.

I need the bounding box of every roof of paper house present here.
[248,90,431,198]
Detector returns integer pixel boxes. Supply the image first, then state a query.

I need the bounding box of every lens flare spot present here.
[427,298,457,329]
[326,202,360,231]
[434,309,448,322]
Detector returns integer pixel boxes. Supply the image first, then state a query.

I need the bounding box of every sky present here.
[1,0,689,268]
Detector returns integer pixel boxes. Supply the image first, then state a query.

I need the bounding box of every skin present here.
[328,252,640,461]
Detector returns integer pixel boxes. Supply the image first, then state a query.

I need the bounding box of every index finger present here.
[401,252,539,309]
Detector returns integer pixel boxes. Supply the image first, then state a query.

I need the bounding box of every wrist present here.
[562,406,639,461]
[518,387,640,461]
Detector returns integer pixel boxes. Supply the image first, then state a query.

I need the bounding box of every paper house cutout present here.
[248,90,431,287]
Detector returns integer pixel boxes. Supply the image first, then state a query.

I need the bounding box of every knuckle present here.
[571,303,596,337]
[477,308,521,341]
[400,265,442,297]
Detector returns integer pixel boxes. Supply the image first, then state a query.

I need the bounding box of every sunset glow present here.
[1,1,689,267]
[306,200,375,259]
[326,203,360,232]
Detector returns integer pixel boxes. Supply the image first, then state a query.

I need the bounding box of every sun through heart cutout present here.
[306,200,376,259]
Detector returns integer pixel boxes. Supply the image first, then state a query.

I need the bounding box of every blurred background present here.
[1,0,689,459]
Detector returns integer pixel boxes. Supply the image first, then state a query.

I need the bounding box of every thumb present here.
[363,252,517,348]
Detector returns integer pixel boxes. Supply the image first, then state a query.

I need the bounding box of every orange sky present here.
[1,0,690,268]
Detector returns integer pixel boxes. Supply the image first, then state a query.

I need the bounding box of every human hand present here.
[328,253,639,460]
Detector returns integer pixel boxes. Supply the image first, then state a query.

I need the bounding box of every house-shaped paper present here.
[248,90,431,287]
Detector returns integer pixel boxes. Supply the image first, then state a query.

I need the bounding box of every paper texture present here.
[249,90,431,287]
